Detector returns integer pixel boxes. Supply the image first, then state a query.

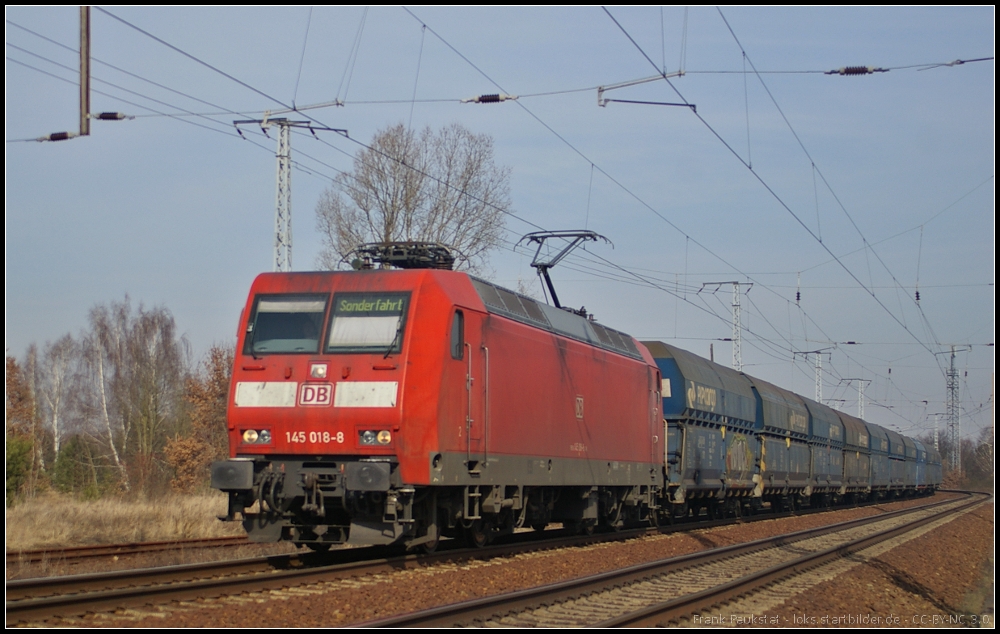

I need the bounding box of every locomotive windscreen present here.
[326,292,410,354]
[245,294,327,354]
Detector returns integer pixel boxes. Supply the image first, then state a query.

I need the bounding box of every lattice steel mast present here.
[273,121,292,272]
[946,346,962,471]
[700,281,751,372]
[933,345,971,472]
[234,117,345,272]
[838,378,870,419]
[793,348,834,403]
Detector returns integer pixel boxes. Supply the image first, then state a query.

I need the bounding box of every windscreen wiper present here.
[248,322,261,360]
[384,322,403,359]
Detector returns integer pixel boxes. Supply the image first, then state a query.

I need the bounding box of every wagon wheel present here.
[673,502,689,521]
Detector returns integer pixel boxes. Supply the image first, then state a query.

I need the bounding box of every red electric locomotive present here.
[212,245,663,550]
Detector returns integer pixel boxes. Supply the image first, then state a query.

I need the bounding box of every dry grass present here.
[5,491,246,550]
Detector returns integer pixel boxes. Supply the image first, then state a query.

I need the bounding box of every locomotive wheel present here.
[464,520,491,548]
[532,523,548,532]
[306,542,331,553]
[569,519,595,535]
[606,498,624,531]
[421,532,440,554]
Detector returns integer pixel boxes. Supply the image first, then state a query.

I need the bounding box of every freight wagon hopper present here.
[837,411,872,499]
[212,267,662,550]
[866,422,892,498]
[642,341,759,519]
[885,429,908,493]
[800,397,844,506]
[923,444,943,491]
[641,340,932,516]
[746,376,812,510]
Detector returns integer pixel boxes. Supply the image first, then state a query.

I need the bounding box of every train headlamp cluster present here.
[310,363,328,379]
[359,429,392,445]
[242,429,272,444]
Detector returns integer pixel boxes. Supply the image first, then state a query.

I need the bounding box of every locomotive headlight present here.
[360,429,391,445]
[241,429,272,444]
[310,363,328,379]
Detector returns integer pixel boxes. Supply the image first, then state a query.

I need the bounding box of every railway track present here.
[6,519,674,626]
[5,493,965,626]
[6,536,251,566]
[358,493,984,627]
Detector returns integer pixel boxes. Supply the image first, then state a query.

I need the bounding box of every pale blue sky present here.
[5,7,994,441]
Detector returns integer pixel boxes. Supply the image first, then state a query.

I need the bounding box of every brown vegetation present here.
[165,346,233,493]
[5,491,243,550]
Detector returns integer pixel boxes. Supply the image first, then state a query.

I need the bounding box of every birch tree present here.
[85,299,188,494]
[37,335,76,459]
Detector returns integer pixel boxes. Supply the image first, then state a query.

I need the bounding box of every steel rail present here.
[7,535,251,565]
[356,493,976,627]
[600,493,986,627]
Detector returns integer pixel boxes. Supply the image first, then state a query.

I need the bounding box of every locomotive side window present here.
[451,310,464,360]
[327,292,410,354]
[245,294,328,355]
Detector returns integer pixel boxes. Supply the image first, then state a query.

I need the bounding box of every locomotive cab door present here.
[459,309,488,472]
[650,368,661,469]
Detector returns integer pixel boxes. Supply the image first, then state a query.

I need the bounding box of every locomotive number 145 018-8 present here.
[286,431,345,444]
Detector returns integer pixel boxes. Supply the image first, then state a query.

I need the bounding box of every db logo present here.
[299,383,332,406]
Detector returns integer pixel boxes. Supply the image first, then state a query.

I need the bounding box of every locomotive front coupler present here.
[301,472,327,518]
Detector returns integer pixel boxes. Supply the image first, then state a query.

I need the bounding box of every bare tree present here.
[36,335,77,459]
[83,298,189,494]
[967,426,994,489]
[315,122,510,272]
[83,304,131,489]
[23,344,47,489]
[6,357,32,435]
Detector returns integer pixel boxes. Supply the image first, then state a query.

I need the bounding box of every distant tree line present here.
[915,427,995,492]
[5,298,232,505]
